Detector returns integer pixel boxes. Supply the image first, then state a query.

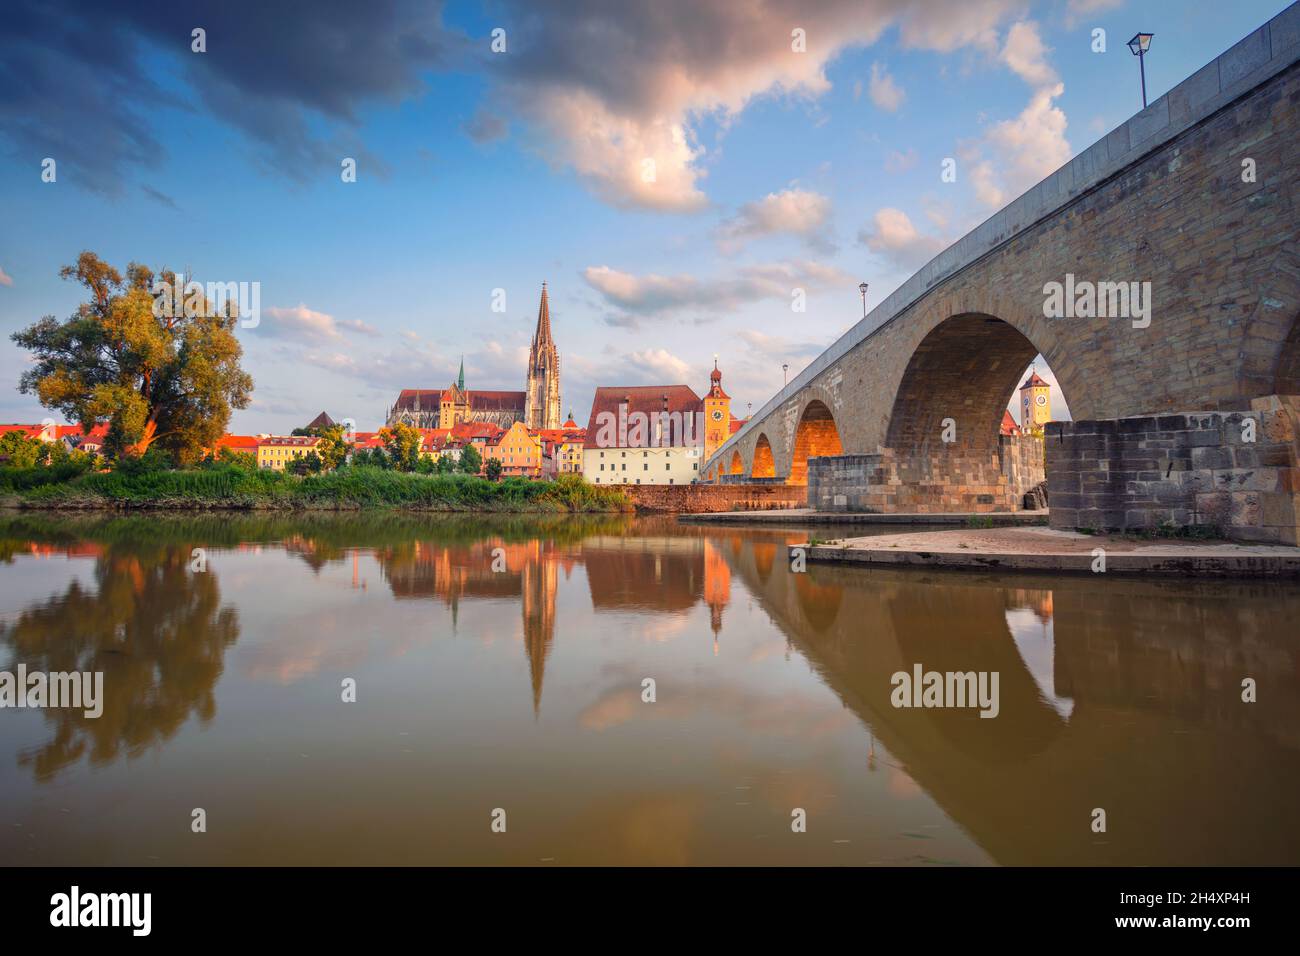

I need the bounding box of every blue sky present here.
[0,0,1291,433]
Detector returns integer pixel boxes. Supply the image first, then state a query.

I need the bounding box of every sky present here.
[0,0,1291,433]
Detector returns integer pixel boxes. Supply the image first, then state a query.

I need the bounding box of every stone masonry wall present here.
[807,434,1046,514]
[626,483,807,514]
[1046,396,1300,543]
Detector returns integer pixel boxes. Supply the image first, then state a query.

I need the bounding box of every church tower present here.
[702,356,732,462]
[1019,367,1051,433]
[525,283,562,430]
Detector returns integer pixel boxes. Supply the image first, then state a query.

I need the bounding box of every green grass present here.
[1,465,630,513]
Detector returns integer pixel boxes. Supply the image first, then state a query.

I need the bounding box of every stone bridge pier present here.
[704,5,1300,544]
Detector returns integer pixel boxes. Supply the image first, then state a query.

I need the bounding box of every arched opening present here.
[1275,313,1300,396]
[729,450,743,475]
[883,314,1068,512]
[751,434,775,479]
[790,400,843,486]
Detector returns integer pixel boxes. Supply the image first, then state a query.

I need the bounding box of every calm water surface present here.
[1,512,1297,866]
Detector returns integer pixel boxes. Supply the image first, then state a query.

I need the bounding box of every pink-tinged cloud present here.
[494,0,1030,210]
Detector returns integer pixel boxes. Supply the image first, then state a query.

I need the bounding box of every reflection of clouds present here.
[239,603,434,684]
[578,678,853,738]
[1005,607,1073,719]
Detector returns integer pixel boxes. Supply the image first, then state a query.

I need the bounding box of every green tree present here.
[0,431,49,468]
[484,457,503,481]
[314,425,351,471]
[378,422,422,472]
[458,443,482,475]
[11,252,254,463]
[435,455,455,475]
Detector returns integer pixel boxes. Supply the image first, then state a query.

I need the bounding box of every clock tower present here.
[1019,368,1051,433]
[702,357,731,462]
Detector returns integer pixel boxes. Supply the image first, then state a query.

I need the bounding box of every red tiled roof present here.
[259,436,320,448]
[451,421,504,440]
[392,389,525,412]
[0,424,45,439]
[729,417,748,435]
[583,385,702,449]
[1021,371,1048,389]
[1000,410,1020,436]
[216,434,260,450]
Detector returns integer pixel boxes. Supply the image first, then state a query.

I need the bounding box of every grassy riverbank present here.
[0,464,631,513]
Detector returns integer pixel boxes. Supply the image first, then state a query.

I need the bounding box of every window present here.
[644,464,648,471]
[693,464,698,470]
[665,464,670,471]
[621,464,626,471]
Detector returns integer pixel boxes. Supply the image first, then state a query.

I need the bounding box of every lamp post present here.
[782,363,789,387]
[1127,32,1154,109]
[858,281,869,319]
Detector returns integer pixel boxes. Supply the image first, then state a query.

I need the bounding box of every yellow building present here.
[257,435,321,471]
[1020,369,1052,433]
[488,420,542,477]
[702,358,732,464]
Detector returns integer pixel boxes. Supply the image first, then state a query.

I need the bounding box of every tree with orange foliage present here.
[12,252,253,463]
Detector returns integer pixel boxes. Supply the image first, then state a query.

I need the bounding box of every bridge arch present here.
[729,449,744,475]
[751,433,776,479]
[790,399,843,487]
[882,312,1068,510]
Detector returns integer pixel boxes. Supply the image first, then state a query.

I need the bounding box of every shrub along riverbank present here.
[0,464,631,513]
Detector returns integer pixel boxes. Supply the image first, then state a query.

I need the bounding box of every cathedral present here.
[387,284,561,431]
[525,283,562,430]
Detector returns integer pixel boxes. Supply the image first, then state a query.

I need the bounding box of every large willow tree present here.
[12,252,254,463]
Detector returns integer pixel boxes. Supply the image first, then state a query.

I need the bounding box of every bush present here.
[5,460,630,512]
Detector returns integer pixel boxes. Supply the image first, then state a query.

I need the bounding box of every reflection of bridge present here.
[719,530,1300,865]
[705,10,1300,542]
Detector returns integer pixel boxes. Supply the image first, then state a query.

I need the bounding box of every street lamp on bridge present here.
[1127,32,1154,108]
[858,281,869,319]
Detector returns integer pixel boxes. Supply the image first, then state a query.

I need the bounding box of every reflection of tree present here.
[1,545,239,782]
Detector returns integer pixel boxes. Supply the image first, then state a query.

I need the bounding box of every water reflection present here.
[1,512,1297,865]
[1,537,238,782]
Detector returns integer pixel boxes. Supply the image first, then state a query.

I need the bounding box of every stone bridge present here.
[705,6,1300,543]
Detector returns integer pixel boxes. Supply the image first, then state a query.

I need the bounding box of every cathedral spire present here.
[534,282,552,346]
[457,355,464,390]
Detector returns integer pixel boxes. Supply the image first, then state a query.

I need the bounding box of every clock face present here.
[1035,394,1047,407]
[711,409,724,421]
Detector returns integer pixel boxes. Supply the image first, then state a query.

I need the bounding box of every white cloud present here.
[261,304,382,343]
[716,188,832,251]
[857,207,947,271]
[0,266,12,287]
[964,21,1071,208]
[583,259,853,321]
[869,62,905,112]
[1000,21,1059,89]
[493,0,1031,210]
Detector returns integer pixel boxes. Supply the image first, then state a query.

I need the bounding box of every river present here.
[1,512,1297,866]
